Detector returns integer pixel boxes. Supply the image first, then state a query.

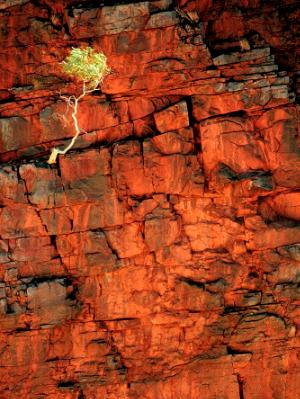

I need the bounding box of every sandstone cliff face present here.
[0,0,299,398]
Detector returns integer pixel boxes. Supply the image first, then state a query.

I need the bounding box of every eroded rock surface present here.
[0,0,299,398]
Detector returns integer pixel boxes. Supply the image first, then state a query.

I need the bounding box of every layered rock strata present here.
[0,0,299,398]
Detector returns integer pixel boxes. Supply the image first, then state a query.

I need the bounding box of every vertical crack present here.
[237,374,245,399]
[17,165,30,204]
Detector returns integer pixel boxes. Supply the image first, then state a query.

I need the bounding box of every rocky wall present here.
[0,0,299,398]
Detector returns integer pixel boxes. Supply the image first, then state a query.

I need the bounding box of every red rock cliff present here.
[0,0,299,398]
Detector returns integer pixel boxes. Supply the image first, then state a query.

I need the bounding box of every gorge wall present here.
[0,0,299,398]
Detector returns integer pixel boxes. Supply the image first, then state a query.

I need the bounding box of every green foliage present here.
[61,47,110,87]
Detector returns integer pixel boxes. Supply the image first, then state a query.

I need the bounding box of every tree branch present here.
[47,81,99,164]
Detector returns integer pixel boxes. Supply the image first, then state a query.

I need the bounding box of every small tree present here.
[48,47,110,164]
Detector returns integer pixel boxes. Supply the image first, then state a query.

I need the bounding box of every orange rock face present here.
[0,0,299,398]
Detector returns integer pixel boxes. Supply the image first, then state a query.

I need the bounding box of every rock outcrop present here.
[0,0,299,398]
